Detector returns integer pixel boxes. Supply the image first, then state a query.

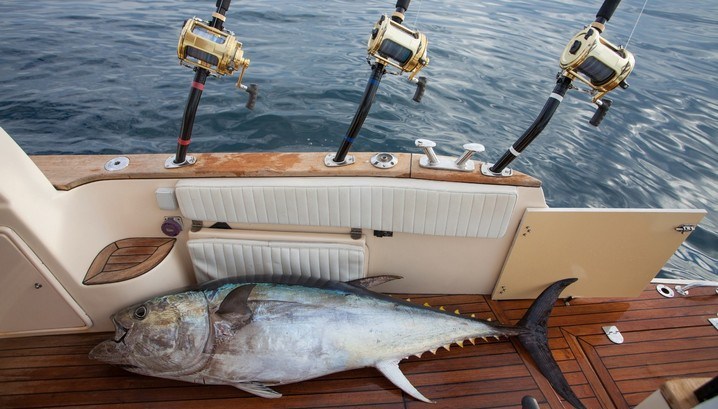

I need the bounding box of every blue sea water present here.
[0,0,715,280]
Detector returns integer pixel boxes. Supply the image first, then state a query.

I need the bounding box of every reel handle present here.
[589,98,612,126]
[596,0,622,24]
[245,84,258,110]
[412,76,427,102]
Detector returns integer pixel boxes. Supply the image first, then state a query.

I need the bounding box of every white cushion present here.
[188,238,366,283]
[176,177,517,238]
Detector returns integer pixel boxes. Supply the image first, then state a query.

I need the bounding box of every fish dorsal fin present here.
[375,360,433,403]
[216,284,256,323]
[233,381,282,399]
[347,275,403,289]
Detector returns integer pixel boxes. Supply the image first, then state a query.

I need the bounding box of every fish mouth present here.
[88,317,133,365]
[112,317,129,344]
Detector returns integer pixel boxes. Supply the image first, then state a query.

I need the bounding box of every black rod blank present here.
[489,76,572,174]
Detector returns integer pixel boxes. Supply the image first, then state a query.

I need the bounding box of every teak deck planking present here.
[1,285,716,409]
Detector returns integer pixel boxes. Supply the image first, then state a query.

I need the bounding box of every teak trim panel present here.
[30,152,541,190]
[83,238,176,285]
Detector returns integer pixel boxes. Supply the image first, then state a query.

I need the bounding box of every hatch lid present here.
[492,208,706,299]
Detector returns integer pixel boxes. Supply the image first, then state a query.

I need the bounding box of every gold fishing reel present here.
[367,14,429,80]
[559,22,635,102]
[177,17,250,88]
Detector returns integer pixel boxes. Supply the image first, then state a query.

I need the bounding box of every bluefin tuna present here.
[89,276,584,408]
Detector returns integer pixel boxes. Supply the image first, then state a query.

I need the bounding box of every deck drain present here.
[104,156,130,171]
[656,284,674,298]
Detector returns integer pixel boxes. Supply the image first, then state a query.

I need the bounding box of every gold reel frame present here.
[177,18,250,87]
[559,22,635,102]
[367,15,429,81]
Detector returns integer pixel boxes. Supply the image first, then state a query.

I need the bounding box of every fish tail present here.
[515,278,586,409]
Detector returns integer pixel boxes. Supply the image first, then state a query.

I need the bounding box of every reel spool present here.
[368,14,429,81]
[178,17,250,89]
[560,22,634,102]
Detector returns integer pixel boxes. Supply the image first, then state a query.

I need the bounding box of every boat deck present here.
[1,284,716,409]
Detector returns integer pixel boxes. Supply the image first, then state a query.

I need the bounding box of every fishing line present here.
[625,0,649,48]
[412,0,423,29]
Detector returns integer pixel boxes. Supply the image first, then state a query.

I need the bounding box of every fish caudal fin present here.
[515,278,586,409]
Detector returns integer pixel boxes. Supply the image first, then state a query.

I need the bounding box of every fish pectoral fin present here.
[233,382,282,399]
[376,360,433,403]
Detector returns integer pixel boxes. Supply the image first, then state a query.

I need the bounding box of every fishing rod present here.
[485,0,635,176]
[167,0,258,169]
[326,0,429,167]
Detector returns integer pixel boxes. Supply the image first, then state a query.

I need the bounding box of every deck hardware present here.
[324,153,355,167]
[675,224,697,234]
[374,230,393,238]
[675,280,718,296]
[455,143,485,169]
[710,318,718,331]
[191,220,203,232]
[415,139,478,172]
[563,296,574,306]
[656,284,675,298]
[416,139,439,164]
[104,156,130,172]
[165,155,197,169]
[34,283,43,290]
[161,217,183,237]
[350,228,363,240]
[480,163,513,177]
[602,325,624,344]
[370,152,398,169]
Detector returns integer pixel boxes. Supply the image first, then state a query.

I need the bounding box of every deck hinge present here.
[350,228,362,240]
[373,230,393,238]
[603,325,624,344]
[675,224,696,234]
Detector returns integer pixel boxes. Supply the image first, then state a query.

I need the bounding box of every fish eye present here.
[133,305,148,320]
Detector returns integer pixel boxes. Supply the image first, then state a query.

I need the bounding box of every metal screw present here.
[415,139,439,165]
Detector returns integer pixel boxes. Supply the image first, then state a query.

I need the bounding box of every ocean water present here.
[0,0,715,280]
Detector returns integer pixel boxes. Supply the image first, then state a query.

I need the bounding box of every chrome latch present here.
[675,224,697,234]
[603,325,624,344]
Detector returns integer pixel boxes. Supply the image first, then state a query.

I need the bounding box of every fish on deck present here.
[89,276,585,408]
